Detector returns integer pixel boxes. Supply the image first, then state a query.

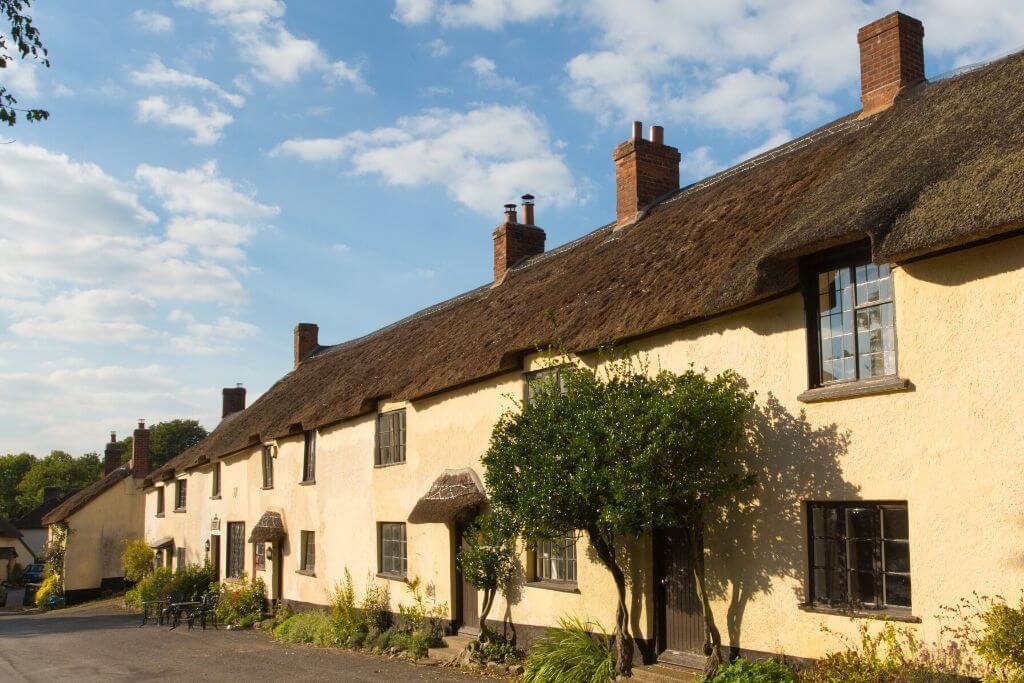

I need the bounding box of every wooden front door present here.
[210,535,221,582]
[455,526,480,634]
[656,527,705,667]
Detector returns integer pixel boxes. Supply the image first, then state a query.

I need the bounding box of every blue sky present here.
[1,0,1022,455]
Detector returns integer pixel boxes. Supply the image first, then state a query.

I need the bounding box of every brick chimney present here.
[492,196,546,284]
[132,420,150,479]
[613,122,680,227]
[103,431,124,475]
[222,385,246,418]
[857,12,925,118]
[42,486,62,502]
[294,323,319,368]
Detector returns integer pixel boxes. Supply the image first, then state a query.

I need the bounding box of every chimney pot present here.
[857,12,925,117]
[222,385,247,418]
[294,323,319,368]
[43,486,62,502]
[521,194,535,226]
[131,422,150,479]
[104,432,124,476]
[612,122,681,227]
[110,431,116,444]
[503,203,518,223]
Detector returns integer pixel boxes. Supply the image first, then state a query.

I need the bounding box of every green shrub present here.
[360,576,391,632]
[397,576,446,651]
[331,570,358,642]
[171,562,214,599]
[523,616,614,683]
[121,539,155,583]
[124,566,174,608]
[803,621,965,683]
[475,630,523,664]
[274,610,340,647]
[711,657,797,682]
[272,602,294,628]
[214,575,265,628]
[34,573,60,608]
[942,593,1024,681]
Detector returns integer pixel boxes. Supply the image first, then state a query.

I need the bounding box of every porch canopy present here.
[408,468,486,525]
[249,511,285,543]
[148,536,174,549]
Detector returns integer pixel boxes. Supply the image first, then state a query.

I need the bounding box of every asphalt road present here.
[0,601,481,682]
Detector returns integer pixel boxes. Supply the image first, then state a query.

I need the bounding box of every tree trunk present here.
[687,524,723,680]
[587,527,634,676]
[479,587,495,641]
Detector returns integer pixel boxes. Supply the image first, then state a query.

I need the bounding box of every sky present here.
[1,0,1022,456]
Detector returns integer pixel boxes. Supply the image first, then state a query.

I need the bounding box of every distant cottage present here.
[59,11,1024,667]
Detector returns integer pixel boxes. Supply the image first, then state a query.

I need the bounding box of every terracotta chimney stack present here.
[132,420,150,479]
[222,385,246,418]
[104,431,123,475]
[492,198,545,284]
[612,121,680,227]
[857,12,925,117]
[294,323,319,368]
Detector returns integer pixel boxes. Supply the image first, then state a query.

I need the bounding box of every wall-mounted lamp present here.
[205,539,211,553]
[266,545,274,561]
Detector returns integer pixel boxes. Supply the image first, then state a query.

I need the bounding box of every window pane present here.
[850,570,877,605]
[851,540,875,571]
[882,507,909,540]
[884,541,910,573]
[847,508,876,538]
[885,574,912,607]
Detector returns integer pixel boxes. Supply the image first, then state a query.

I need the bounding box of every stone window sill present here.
[173,508,187,513]
[526,580,580,594]
[296,569,316,577]
[209,495,221,500]
[798,603,920,623]
[298,480,316,486]
[798,376,911,403]
[154,513,164,518]
[224,576,244,585]
[261,485,273,490]
[374,461,406,469]
[376,572,408,583]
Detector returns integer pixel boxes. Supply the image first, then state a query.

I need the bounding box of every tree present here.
[1,0,49,126]
[457,513,517,640]
[119,419,208,469]
[15,450,101,512]
[0,452,36,518]
[483,355,755,676]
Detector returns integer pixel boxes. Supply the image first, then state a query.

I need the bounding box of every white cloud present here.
[467,56,519,89]
[271,104,580,215]
[734,130,794,164]
[136,96,234,145]
[132,9,175,33]
[331,243,351,254]
[394,0,563,29]
[427,38,451,57]
[679,146,722,181]
[137,160,279,219]
[130,57,245,107]
[178,0,368,89]
[168,310,260,354]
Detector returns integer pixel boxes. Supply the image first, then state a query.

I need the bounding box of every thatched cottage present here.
[140,12,1024,667]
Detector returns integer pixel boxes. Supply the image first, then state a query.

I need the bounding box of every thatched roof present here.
[149,51,1024,482]
[408,469,487,524]
[0,517,22,539]
[43,467,130,525]
[148,536,174,549]
[248,511,285,543]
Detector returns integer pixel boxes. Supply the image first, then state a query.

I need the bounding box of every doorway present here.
[454,525,479,635]
[210,534,220,582]
[655,527,706,668]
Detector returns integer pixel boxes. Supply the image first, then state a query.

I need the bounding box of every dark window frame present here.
[301,431,316,483]
[375,409,407,467]
[174,479,187,511]
[377,522,407,578]
[155,487,165,515]
[523,366,568,406]
[801,244,898,389]
[211,461,221,498]
[806,501,911,613]
[300,530,316,574]
[261,445,274,489]
[226,521,245,579]
[254,542,265,571]
[532,531,578,584]
[175,546,186,571]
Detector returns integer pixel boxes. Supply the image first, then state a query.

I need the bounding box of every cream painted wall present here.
[59,477,145,592]
[0,536,33,581]
[144,234,1024,660]
[19,529,46,559]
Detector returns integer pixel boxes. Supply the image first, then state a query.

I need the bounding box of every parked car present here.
[22,563,44,584]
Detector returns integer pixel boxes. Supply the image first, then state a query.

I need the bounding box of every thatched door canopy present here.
[249,511,285,543]
[148,536,174,549]
[408,468,486,524]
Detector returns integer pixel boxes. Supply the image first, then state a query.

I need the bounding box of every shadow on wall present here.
[705,394,859,657]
